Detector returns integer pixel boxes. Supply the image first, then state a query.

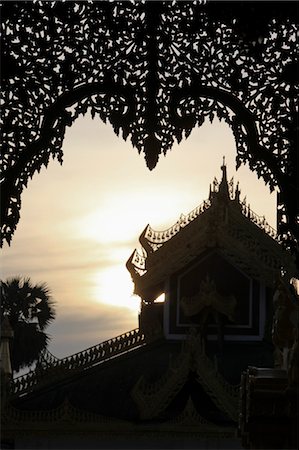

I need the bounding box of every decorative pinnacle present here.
[221,156,227,180]
[219,156,229,198]
[235,181,241,202]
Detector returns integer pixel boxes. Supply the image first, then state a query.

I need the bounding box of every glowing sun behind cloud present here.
[1,113,277,357]
[74,188,199,245]
[92,265,140,312]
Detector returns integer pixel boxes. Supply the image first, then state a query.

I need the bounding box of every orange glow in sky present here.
[1,115,276,358]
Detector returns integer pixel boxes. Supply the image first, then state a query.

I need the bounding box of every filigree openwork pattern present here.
[1,1,298,256]
[12,328,144,396]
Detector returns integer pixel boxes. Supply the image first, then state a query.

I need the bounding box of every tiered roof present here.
[4,163,291,447]
[127,163,296,300]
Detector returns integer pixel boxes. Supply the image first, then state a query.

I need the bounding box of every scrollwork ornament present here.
[1,1,298,261]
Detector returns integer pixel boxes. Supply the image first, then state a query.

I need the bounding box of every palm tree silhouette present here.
[0,277,56,372]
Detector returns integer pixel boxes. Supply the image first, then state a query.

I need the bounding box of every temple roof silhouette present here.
[1,0,298,446]
[3,161,297,449]
[127,161,296,301]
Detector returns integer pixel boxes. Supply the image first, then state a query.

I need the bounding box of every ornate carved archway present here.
[1,1,298,261]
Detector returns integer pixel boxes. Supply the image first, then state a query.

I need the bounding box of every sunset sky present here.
[1,116,276,360]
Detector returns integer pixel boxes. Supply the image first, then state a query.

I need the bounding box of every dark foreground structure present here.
[1,1,298,258]
[1,1,298,448]
[1,164,298,449]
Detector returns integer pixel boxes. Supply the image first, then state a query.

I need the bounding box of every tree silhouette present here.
[0,277,56,372]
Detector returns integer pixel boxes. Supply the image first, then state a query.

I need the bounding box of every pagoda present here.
[127,161,295,348]
[1,163,297,450]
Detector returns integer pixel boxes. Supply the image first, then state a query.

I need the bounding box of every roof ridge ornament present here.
[235,181,241,203]
[218,156,229,199]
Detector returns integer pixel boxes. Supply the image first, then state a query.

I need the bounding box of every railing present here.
[240,202,277,240]
[195,349,239,422]
[4,398,104,424]
[127,249,146,276]
[143,196,277,249]
[38,347,60,367]
[132,336,239,421]
[12,328,145,396]
[127,186,278,279]
[131,351,190,419]
[143,200,211,251]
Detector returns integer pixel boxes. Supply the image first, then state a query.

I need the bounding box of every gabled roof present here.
[6,334,239,431]
[127,163,297,300]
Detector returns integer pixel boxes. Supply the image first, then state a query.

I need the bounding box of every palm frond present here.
[1,276,56,371]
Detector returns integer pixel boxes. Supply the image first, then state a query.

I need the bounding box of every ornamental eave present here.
[129,203,296,299]
[127,163,296,299]
[2,401,236,438]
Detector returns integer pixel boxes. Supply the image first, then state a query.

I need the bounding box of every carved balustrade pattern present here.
[4,405,62,424]
[144,198,277,250]
[241,202,278,240]
[132,351,190,419]
[132,337,239,421]
[38,348,60,367]
[2,2,297,256]
[130,250,146,276]
[195,348,240,422]
[137,351,189,397]
[12,328,145,396]
[3,400,108,424]
[144,200,211,251]
[128,193,278,278]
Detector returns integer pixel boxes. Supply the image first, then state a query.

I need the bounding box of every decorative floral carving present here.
[1,2,297,255]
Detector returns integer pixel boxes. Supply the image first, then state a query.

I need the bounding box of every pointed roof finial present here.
[235,181,241,202]
[220,156,227,181]
[219,156,229,198]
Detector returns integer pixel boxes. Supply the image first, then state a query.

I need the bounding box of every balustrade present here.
[241,203,277,239]
[144,198,277,251]
[131,350,192,419]
[129,249,147,275]
[144,200,211,250]
[12,328,145,396]
[195,350,239,421]
[128,193,278,279]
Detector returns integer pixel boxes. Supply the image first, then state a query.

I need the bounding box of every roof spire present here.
[235,181,241,203]
[221,156,227,182]
[219,156,229,198]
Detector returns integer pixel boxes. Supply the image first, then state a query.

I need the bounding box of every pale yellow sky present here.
[1,115,276,358]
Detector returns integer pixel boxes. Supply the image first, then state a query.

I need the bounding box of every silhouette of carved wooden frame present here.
[1,1,298,261]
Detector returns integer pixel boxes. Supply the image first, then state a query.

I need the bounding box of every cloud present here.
[47,305,138,358]
[1,235,135,277]
[3,115,276,363]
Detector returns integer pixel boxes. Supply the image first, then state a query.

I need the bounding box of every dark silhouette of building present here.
[1,163,297,449]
